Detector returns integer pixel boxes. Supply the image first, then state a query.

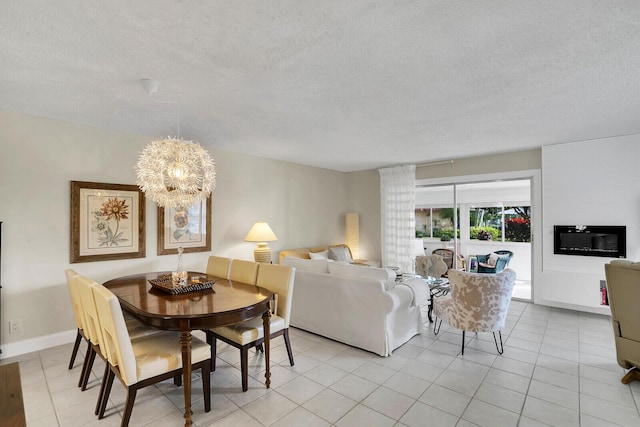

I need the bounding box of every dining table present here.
[103,271,274,427]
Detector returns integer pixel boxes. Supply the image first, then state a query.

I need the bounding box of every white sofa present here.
[281,257,423,356]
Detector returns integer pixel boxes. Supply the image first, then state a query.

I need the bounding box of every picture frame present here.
[70,181,146,263]
[157,196,212,255]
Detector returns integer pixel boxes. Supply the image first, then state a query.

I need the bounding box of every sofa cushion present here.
[328,262,395,281]
[282,257,329,274]
[328,246,352,262]
[309,249,329,259]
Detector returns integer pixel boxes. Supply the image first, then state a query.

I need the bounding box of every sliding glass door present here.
[416,179,532,300]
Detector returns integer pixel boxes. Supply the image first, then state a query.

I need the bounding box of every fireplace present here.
[554,225,626,258]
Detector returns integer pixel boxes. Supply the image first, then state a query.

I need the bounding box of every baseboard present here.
[1,329,76,359]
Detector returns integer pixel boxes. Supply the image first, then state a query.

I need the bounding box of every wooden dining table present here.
[103,271,274,427]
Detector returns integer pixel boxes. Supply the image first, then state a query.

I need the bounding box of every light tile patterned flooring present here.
[3,301,640,426]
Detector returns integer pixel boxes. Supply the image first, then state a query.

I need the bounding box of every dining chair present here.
[75,276,164,392]
[433,268,516,355]
[228,258,260,284]
[91,283,212,426]
[206,255,231,278]
[206,263,295,391]
[75,275,108,391]
[64,269,85,370]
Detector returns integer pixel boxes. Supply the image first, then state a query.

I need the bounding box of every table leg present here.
[180,330,193,426]
[262,309,271,389]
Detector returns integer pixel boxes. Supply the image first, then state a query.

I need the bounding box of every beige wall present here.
[0,111,351,353]
[416,149,541,180]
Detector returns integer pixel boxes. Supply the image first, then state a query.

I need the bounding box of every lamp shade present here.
[244,222,278,242]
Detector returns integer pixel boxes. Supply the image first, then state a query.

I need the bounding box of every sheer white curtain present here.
[379,164,416,273]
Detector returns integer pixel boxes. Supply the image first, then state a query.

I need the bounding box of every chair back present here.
[206,256,231,279]
[416,255,448,278]
[65,269,83,330]
[91,283,138,385]
[604,260,640,369]
[76,275,103,347]
[256,264,295,327]
[447,268,516,332]
[229,259,259,284]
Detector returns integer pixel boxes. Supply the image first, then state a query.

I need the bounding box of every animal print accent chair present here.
[434,268,517,333]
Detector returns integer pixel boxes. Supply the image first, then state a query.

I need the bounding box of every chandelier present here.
[135,137,216,209]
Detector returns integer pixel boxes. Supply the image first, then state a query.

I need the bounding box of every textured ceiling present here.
[2,1,640,171]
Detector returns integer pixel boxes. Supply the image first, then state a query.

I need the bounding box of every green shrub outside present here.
[470,226,500,240]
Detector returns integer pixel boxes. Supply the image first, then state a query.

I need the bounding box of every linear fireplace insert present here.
[554,225,626,258]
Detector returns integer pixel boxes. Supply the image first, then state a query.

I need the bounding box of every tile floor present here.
[3,301,640,426]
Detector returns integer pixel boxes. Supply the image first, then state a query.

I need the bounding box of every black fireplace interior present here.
[554,225,626,258]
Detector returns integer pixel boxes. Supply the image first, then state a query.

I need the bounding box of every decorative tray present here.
[148,275,215,295]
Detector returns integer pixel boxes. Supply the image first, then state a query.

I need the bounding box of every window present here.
[469,205,530,242]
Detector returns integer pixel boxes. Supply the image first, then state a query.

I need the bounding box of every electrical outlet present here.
[9,319,22,334]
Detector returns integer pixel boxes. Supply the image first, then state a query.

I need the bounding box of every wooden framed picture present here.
[70,181,146,263]
[157,196,211,255]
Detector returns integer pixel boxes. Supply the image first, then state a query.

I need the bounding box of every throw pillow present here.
[328,246,353,263]
[309,249,329,260]
[488,252,500,267]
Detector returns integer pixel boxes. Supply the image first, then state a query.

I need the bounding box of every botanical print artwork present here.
[168,204,205,245]
[91,197,131,247]
[87,194,135,249]
[157,195,211,255]
[71,181,145,263]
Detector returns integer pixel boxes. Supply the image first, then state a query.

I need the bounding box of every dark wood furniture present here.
[103,271,274,427]
[0,221,3,359]
[0,362,26,427]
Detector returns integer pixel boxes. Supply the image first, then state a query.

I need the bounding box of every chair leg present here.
[81,345,97,390]
[493,331,504,354]
[621,367,640,384]
[69,330,82,369]
[78,341,92,387]
[121,387,138,427]
[461,331,466,355]
[95,362,110,415]
[209,334,217,371]
[173,372,182,387]
[98,368,115,419]
[240,346,249,392]
[433,317,443,335]
[202,363,211,412]
[283,329,295,366]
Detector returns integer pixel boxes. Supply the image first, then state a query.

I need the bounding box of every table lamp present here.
[244,222,278,263]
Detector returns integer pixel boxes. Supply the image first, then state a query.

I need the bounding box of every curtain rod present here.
[416,160,454,167]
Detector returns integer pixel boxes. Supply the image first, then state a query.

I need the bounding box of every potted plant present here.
[478,230,493,241]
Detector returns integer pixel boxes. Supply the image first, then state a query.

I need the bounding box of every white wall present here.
[541,136,640,314]
[0,111,357,357]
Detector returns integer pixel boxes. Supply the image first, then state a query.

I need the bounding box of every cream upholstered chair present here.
[604,260,640,384]
[91,283,211,426]
[206,255,231,278]
[416,254,448,279]
[206,263,295,391]
[229,258,260,284]
[76,275,108,391]
[65,269,85,369]
[434,268,516,355]
[76,276,163,395]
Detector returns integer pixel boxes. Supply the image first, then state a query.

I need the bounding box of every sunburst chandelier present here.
[135,137,216,209]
